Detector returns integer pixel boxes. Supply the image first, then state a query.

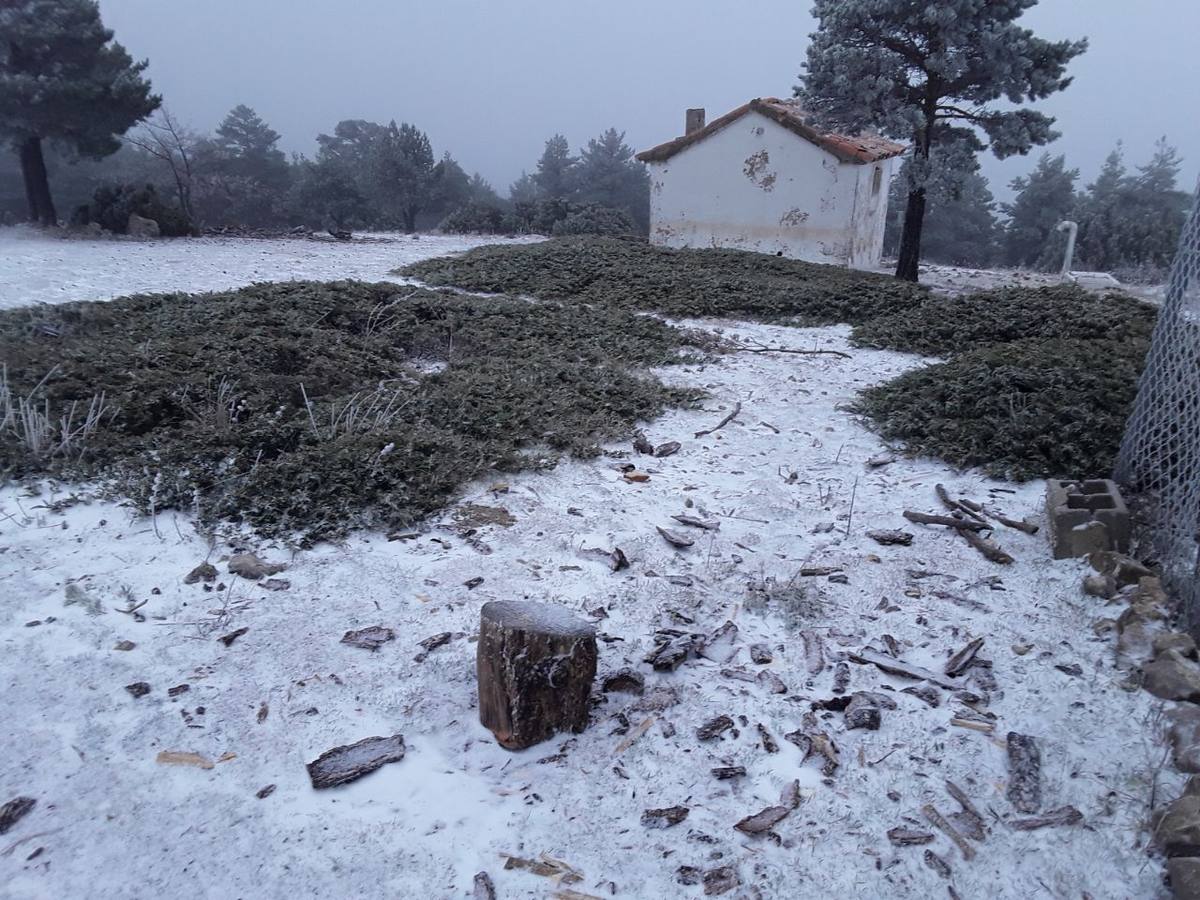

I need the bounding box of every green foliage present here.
[572,128,650,232]
[532,135,577,201]
[71,182,193,236]
[550,203,636,237]
[1002,153,1079,269]
[400,236,927,324]
[0,282,703,541]
[193,105,291,227]
[855,337,1148,480]
[0,0,159,154]
[286,156,365,230]
[439,202,506,234]
[798,0,1085,277]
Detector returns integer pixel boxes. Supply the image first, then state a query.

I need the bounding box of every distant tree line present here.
[884,137,1191,280]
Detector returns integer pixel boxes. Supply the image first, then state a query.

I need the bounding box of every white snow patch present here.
[0,318,1176,899]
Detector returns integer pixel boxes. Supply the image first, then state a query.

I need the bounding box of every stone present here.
[1168,858,1200,900]
[341,626,395,651]
[1154,795,1200,856]
[1117,618,1164,669]
[1143,650,1200,702]
[1157,633,1200,660]
[602,668,645,695]
[228,553,285,580]
[1088,551,1154,586]
[641,806,689,828]
[1082,574,1117,599]
[127,213,160,238]
[184,562,217,584]
[1169,706,1200,773]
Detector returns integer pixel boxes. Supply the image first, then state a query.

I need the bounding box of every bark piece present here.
[945,781,987,839]
[749,643,773,664]
[218,627,248,647]
[341,625,395,651]
[902,684,941,707]
[845,694,881,730]
[633,432,654,454]
[757,670,787,694]
[698,621,739,663]
[697,715,735,741]
[887,826,933,846]
[712,766,746,780]
[849,647,960,690]
[477,601,597,750]
[945,637,985,677]
[734,804,792,835]
[125,681,150,698]
[655,441,681,457]
[924,850,952,879]
[694,402,742,439]
[156,750,214,769]
[703,866,739,896]
[1006,732,1042,814]
[657,526,695,549]
[903,511,988,532]
[832,661,851,694]
[184,562,217,584]
[602,668,645,694]
[642,806,689,828]
[0,797,36,835]
[1010,805,1082,830]
[757,723,779,753]
[800,630,825,675]
[868,529,913,546]
[306,733,406,788]
[671,514,720,531]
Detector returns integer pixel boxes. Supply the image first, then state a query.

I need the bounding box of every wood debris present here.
[848,647,960,690]
[0,797,36,835]
[867,529,913,546]
[1010,805,1083,830]
[757,670,787,694]
[1006,732,1042,813]
[613,716,655,754]
[656,526,695,549]
[887,826,934,846]
[655,441,681,457]
[924,849,952,879]
[800,630,826,675]
[623,470,650,483]
[642,806,689,828]
[473,871,496,900]
[944,637,985,677]
[712,766,746,780]
[340,625,395,651]
[502,854,583,885]
[156,750,214,770]
[306,733,406,789]
[734,803,792,835]
[217,627,249,647]
[903,511,988,532]
[697,715,735,741]
[922,804,976,861]
[749,643,773,664]
[670,513,720,531]
[694,401,742,439]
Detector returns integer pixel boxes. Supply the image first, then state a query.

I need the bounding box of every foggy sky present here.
[97,0,1199,201]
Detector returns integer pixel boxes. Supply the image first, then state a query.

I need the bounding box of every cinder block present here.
[1047,478,1131,559]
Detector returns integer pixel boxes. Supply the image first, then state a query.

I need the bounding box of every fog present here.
[98,0,1198,199]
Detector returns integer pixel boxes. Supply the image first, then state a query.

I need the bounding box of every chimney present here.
[685,108,706,135]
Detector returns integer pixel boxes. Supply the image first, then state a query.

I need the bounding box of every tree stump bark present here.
[476,600,597,750]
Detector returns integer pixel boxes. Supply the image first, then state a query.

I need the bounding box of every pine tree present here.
[0,0,160,224]
[886,151,999,267]
[1123,138,1189,269]
[1073,145,1127,271]
[370,121,435,232]
[194,105,290,226]
[531,135,577,201]
[798,0,1085,281]
[572,128,650,232]
[1002,153,1078,269]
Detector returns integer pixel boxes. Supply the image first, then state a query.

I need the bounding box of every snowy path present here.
[0,226,540,309]
[0,318,1173,899]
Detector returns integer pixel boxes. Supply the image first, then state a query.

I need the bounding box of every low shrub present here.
[551,203,637,237]
[440,202,507,235]
[71,183,194,237]
[0,282,708,540]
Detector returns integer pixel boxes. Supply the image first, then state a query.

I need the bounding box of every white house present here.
[636,98,906,269]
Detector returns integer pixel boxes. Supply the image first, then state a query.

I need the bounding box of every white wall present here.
[646,110,891,269]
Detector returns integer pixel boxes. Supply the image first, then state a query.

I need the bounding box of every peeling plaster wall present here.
[646,111,892,269]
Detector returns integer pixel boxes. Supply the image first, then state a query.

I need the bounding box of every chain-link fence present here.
[1115,185,1200,630]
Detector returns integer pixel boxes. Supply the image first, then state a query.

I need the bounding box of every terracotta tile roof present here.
[636,98,907,165]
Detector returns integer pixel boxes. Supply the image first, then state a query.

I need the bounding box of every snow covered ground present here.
[0,313,1176,899]
[0,226,541,309]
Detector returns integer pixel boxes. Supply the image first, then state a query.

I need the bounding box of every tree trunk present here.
[402,207,417,233]
[895,187,927,282]
[18,137,58,226]
[476,600,597,750]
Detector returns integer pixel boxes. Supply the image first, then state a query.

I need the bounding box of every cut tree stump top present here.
[480,600,597,638]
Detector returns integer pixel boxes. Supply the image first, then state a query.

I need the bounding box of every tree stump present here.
[476,600,597,750]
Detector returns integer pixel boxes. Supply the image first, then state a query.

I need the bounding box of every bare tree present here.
[126,108,198,223]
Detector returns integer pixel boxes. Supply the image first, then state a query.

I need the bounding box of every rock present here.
[641,806,689,828]
[306,733,406,789]
[217,627,248,647]
[602,668,645,695]
[845,694,882,730]
[340,625,395,651]
[1117,618,1164,669]
[1170,706,1200,772]
[1169,857,1200,900]
[749,643,773,664]
[1088,551,1154,586]
[472,871,496,900]
[124,681,150,698]
[1156,633,1200,660]
[113,640,136,652]
[184,562,217,584]
[1154,795,1200,856]
[1143,650,1200,702]
[757,670,787,694]
[0,797,36,835]
[261,578,290,592]
[228,553,286,580]
[1082,573,1117,599]
[655,441,681,457]
[867,529,913,546]
[127,213,160,238]
[734,804,791,835]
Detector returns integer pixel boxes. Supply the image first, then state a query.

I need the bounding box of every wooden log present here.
[477,601,598,750]
[1006,732,1042,813]
[903,511,988,532]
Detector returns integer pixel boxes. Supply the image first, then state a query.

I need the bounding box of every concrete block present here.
[1047,478,1131,559]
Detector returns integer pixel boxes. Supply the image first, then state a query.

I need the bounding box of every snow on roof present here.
[636,97,907,165]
